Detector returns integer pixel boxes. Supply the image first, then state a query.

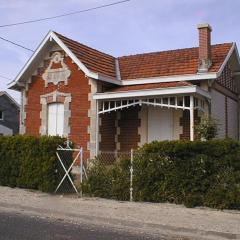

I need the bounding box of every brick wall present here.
[99,112,116,151]
[24,54,91,158]
[198,26,211,61]
[180,110,200,140]
[118,107,140,151]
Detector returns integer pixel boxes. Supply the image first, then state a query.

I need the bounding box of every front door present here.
[148,106,173,142]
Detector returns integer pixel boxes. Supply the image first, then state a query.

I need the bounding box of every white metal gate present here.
[55,140,87,196]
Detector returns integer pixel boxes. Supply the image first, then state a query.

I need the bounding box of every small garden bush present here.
[0,135,65,192]
[194,116,219,140]
[84,139,240,210]
[82,156,130,200]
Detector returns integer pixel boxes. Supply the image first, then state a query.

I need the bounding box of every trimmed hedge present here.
[0,135,65,192]
[84,139,240,209]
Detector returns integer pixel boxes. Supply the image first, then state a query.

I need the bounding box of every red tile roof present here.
[106,81,192,93]
[56,32,117,78]
[55,32,233,81]
[118,43,233,80]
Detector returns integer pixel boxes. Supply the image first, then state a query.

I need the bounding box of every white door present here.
[47,103,64,136]
[148,106,173,142]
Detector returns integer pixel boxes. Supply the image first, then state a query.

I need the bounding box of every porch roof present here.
[93,83,211,100]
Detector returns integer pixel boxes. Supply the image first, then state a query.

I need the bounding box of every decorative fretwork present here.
[98,96,207,115]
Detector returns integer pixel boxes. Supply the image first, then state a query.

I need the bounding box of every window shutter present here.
[47,103,64,136]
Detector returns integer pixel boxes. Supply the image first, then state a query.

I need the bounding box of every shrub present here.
[0,135,65,192]
[82,156,130,200]
[84,139,240,209]
[195,116,219,140]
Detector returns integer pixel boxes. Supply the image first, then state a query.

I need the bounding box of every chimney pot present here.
[197,23,212,73]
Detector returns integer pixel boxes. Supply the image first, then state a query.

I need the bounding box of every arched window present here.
[47,103,64,136]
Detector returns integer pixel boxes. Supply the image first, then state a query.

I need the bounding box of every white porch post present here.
[95,100,99,156]
[190,95,194,141]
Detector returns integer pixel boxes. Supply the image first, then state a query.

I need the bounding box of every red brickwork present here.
[198,26,211,61]
[99,112,116,151]
[180,110,200,140]
[118,107,140,151]
[25,54,91,158]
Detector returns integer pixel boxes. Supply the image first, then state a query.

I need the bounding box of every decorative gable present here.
[42,51,71,87]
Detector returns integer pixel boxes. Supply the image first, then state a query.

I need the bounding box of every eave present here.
[93,85,211,100]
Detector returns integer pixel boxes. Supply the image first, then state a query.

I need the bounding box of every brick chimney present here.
[197,23,212,73]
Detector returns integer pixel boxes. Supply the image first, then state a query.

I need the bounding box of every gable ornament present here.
[42,52,71,87]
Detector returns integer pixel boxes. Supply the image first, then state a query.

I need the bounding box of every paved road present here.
[0,211,165,240]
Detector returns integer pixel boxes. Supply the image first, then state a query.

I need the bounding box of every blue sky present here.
[1,0,240,102]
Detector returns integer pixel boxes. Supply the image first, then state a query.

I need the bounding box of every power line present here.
[0,1,130,52]
[0,74,13,81]
[0,36,34,52]
[0,0,131,28]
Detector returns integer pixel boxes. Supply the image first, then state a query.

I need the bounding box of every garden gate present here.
[55,139,87,196]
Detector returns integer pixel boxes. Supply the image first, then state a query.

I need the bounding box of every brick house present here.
[9,23,240,158]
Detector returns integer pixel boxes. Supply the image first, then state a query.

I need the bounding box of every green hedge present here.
[82,156,130,200]
[84,139,240,209]
[0,135,65,192]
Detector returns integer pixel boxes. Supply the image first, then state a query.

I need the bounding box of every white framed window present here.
[47,103,64,136]
[0,110,3,120]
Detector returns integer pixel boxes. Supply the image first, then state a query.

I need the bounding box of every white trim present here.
[8,31,53,89]
[95,100,99,155]
[40,91,71,136]
[99,100,191,115]
[97,95,208,116]
[195,87,212,99]
[8,31,121,89]
[115,59,121,80]
[217,43,236,77]
[50,32,91,76]
[120,73,217,85]
[97,73,121,85]
[197,23,212,31]
[93,86,211,100]
[9,31,91,88]
[190,95,194,141]
[234,43,240,66]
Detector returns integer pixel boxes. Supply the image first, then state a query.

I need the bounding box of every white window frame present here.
[47,103,64,136]
[40,91,71,136]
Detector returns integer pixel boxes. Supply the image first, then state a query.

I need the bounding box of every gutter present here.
[93,85,211,100]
